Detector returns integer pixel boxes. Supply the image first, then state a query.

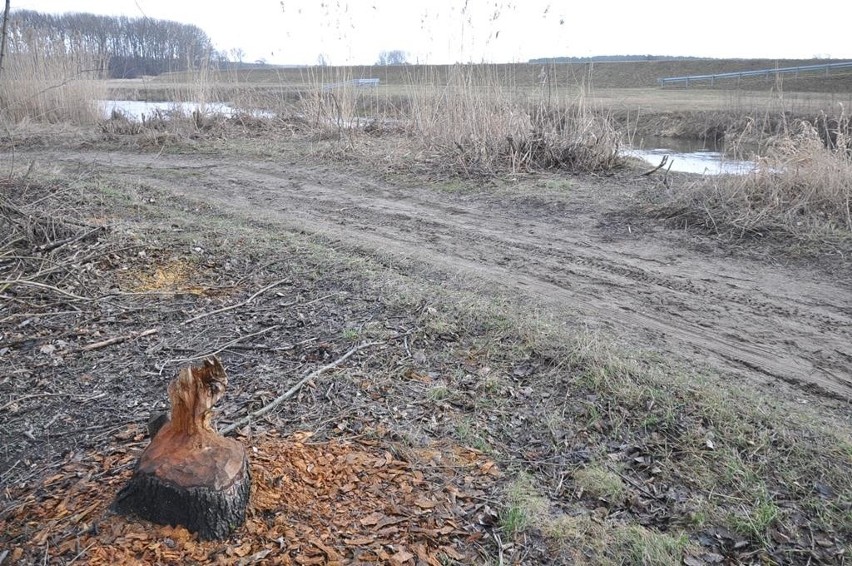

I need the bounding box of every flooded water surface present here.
[625,136,757,175]
[100,100,252,121]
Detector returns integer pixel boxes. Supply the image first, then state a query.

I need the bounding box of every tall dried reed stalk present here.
[401,64,622,174]
[0,29,106,124]
[226,63,622,173]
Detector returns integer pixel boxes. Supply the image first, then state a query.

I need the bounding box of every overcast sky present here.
[12,0,852,65]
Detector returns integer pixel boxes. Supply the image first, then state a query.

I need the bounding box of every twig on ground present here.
[609,466,666,501]
[79,328,158,352]
[220,339,386,435]
[66,542,97,565]
[297,292,340,308]
[0,392,107,413]
[0,278,90,301]
[36,225,106,253]
[158,325,281,373]
[182,278,290,325]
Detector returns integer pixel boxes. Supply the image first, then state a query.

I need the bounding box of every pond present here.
[99,100,261,121]
[624,136,757,175]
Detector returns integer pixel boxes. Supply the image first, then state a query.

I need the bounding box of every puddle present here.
[624,136,757,175]
[100,100,269,121]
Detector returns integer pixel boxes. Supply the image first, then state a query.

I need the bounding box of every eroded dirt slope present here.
[18,149,852,401]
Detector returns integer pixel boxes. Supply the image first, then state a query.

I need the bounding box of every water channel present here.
[624,135,757,175]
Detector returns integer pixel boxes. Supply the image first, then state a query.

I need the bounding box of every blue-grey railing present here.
[322,78,380,91]
[658,61,852,87]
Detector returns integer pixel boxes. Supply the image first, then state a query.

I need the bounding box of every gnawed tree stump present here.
[112,357,250,540]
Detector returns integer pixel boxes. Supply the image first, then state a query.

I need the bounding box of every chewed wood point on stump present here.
[112,357,250,540]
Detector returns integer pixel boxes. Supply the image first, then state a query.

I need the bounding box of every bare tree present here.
[9,9,217,78]
[230,47,245,64]
[0,0,10,79]
[376,49,408,66]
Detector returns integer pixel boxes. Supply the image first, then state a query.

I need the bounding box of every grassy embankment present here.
[2,52,851,563]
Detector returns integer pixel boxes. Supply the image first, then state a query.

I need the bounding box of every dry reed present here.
[0,29,107,124]
[269,64,623,174]
[654,109,852,238]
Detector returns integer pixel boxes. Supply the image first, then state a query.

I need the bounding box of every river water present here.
[100,100,242,121]
[624,135,756,175]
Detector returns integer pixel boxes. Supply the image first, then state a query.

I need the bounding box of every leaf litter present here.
[2,428,501,565]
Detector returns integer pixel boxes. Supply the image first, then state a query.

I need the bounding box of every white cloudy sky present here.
[12,0,852,65]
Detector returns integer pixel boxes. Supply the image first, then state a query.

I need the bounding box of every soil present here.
[16,147,852,401]
[2,141,850,564]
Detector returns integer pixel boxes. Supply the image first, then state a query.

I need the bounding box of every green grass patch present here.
[573,466,626,504]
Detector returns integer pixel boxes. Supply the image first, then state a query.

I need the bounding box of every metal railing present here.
[322,78,380,91]
[658,61,852,87]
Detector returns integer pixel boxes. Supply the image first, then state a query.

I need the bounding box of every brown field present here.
[2,58,851,565]
[140,58,852,90]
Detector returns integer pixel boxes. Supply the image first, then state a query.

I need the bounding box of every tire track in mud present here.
[40,151,852,400]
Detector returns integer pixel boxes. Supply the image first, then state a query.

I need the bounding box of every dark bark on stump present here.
[112,357,250,540]
[112,456,250,540]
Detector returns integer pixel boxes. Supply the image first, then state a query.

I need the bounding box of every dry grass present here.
[398,65,622,174]
[103,64,625,175]
[0,31,107,125]
[255,64,626,174]
[650,110,852,239]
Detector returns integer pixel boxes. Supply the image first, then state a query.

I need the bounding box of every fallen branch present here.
[183,278,289,325]
[0,278,90,301]
[641,155,669,176]
[36,225,106,254]
[297,292,340,309]
[79,328,158,352]
[220,339,384,435]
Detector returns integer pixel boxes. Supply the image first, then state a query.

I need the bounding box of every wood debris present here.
[1,430,500,564]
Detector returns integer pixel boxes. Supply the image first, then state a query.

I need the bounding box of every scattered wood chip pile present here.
[1,429,501,564]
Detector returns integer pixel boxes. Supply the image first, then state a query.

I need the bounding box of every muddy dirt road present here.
[19,149,852,401]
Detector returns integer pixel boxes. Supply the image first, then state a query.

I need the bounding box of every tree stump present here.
[112,357,250,540]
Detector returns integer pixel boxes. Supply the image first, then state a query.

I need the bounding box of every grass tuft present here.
[499,473,549,538]
[573,466,626,504]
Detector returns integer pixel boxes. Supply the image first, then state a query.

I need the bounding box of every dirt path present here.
[19,149,852,401]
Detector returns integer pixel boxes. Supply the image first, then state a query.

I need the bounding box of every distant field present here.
[107,59,852,117]
[144,58,852,90]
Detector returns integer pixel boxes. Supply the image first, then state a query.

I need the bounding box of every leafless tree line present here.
[7,9,218,78]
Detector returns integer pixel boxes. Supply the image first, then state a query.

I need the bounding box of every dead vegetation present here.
[645,110,852,246]
[0,29,106,124]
